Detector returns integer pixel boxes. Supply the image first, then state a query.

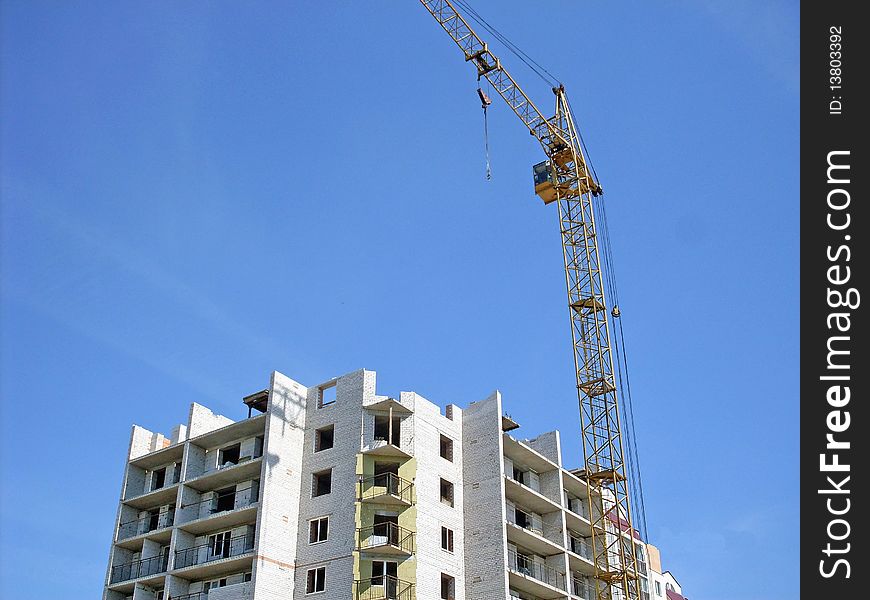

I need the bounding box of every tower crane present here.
[419,2,641,599]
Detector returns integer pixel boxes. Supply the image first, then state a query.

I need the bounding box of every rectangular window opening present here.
[440,435,454,461]
[374,415,401,446]
[440,478,454,507]
[440,573,455,600]
[312,469,332,497]
[213,486,236,512]
[151,467,166,491]
[147,508,160,532]
[374,462,399,476]
[218,443,241,467]
[309,516,329,544]
[319,385,336,408]
[371,560,398,586]
[315,425,335,452]
[207,531,232,559]
[306,566,326,593]
[441,526,454,552]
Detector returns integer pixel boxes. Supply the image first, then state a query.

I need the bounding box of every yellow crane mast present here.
[418,2,641,599]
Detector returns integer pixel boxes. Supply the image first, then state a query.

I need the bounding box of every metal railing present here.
[174,533,255,570]
[110,553,169,583]
[572,576,593,599]
[117,508,176,540]
[174,594,207,600]
[353,576,415,600]
[357,523,415,554]
[180,485,258,520]
[359,473,414,505]
[508,549,566,591]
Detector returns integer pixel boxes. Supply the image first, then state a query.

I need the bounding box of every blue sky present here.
[1,1,798,598]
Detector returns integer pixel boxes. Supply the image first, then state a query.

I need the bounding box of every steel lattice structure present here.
[419,2,640,599]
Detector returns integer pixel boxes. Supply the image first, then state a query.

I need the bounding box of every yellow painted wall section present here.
[353,452,418,588]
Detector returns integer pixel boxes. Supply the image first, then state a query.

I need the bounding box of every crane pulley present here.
[419,2,642,599]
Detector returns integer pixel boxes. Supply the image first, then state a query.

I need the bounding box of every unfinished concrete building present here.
[103,369,685,600]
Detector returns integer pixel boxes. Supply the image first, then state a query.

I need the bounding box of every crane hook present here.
[477,87,492,109]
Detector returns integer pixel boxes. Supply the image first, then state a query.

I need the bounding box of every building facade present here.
[103,369,684,600]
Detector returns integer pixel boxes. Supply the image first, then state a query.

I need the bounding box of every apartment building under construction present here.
[103,369,687,600]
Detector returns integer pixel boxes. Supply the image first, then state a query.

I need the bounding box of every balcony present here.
[571,576,593,600]
[117,509,175,542]
[359,473,414,506]
[363,440,412,460]
[568,535,592,561]
[124,482,180,510]
[511,507,543,536]
[504,476,560,516]
[507,549,566,598]
[179,485,259,534]
[109,553,169,584]
[357,523,415,556]
[567,534,595,576]
[184,456,263,493]
[506,509,563,558]
[353,576,415,600]
[564,500,596,538]
[174,533,255,571]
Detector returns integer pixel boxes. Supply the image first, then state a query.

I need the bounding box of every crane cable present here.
[453,0,650,543]
[566,92,649,542]
[597,195,650,544]
[479,84,493,180]
[483,105,492,180]
[453,0,560,88]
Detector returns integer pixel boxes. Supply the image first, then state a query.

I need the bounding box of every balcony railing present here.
[117,508,176,540]
[109,553,168,584]
[359,473,414,505]
[353,575,415,600]
[174,533,255,570]
[508,549,566,591]
[572,577,593,600]
[174,594,207,600]
[181,485,258,521]
[357,523,415,554]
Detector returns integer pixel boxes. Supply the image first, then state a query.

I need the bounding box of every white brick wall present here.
[293,369,370,599]
[252,371,308,600]
[461,392,509,599]
[412,393,466,599]
[105,368,664,600]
